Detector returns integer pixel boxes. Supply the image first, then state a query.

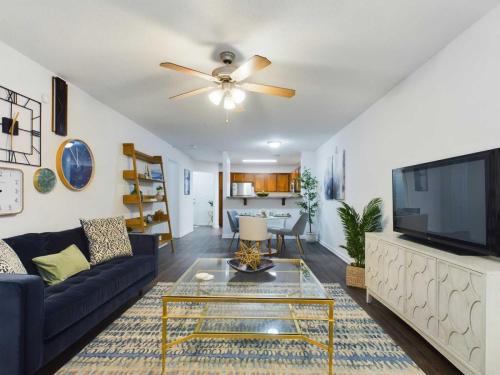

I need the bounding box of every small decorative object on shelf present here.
[33,168,56,193]
[156,186,164,201]
[153,209,165,221]
[145,214,154,224]
[151,168,163,180]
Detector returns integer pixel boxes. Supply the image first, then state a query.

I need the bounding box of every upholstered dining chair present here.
[238,216,272,255]
[227,210,239,250]
[269,212,308,257]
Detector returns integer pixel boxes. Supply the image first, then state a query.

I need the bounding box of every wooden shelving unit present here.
[122,143,174,252]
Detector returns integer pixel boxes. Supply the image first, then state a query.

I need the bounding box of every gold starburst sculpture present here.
[235,241,261,271]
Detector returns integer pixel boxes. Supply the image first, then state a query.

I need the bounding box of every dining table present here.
[235,213,292,256]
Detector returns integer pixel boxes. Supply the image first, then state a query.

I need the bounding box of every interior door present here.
[193,171,215,226]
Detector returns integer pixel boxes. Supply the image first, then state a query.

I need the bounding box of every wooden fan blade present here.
[240,82,295,98]
[160,62,218,82]
[230,55,271,82]
[169,87,213,100]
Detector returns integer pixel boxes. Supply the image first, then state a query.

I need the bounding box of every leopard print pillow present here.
[80,216,133,266]
[0,239,27,274]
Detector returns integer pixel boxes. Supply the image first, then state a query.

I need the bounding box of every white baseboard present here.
[319,240,352,264]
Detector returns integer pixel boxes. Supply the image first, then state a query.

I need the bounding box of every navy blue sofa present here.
[0,227,159,375]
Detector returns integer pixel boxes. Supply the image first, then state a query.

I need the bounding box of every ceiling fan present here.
[160,51,295,111]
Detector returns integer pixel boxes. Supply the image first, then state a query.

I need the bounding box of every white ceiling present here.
[0,0,498,163]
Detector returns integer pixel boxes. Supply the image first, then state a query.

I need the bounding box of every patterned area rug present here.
[57,283,423,374]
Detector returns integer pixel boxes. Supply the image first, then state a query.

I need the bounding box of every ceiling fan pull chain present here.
[225,110,230,124]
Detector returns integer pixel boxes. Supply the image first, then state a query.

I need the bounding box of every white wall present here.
[193,160,219,228]
[0,40,194,239]
[315,5,500,263]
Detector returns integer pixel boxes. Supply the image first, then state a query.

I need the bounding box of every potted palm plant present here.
[337,198,382,288]
[297,168,319,242]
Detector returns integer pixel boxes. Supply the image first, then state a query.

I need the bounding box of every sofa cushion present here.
[0,240,27,274]
[4,228,90,275]
[80,217,132,265]
[43,255,155,339]
[33,245,90,286]
[3,233,45,275]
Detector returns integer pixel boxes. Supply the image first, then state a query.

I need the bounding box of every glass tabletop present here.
[165,258,330,300]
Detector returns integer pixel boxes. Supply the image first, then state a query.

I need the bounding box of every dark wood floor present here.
[39,227,461,375]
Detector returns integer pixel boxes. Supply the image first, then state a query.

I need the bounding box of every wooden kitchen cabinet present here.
[231,173,245,182]
[265,174,277,192]
[254,174,266,192]
[230,172,293,192]
[243,174,255,184]
[277,173,290,192]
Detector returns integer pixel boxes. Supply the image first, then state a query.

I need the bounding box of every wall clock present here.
[33,168,56,193]
[0,85,42,166]
[0,167,23,215]
[56,139,94,191]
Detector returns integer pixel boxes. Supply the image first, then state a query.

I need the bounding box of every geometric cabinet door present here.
[437,262,484,374]
[405,251,437,337]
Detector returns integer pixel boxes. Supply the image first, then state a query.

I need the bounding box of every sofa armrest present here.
[129,234,159,278]
[129,233,159,257]
[0,274,44,375]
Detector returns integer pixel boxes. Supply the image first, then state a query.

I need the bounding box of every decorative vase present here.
[346,265,366,289]
[304,232,318,243]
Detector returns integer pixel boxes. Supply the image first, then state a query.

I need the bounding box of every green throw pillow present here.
[32,244,90,286]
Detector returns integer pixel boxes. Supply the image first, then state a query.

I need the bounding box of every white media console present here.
[365,232,500,375]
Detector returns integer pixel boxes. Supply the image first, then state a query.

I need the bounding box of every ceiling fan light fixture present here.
[231,88,246,104]
[208,89,224,105]
[223,95,236,110]
[267,141,281,149]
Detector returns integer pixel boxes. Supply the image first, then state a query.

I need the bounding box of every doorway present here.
[193,171,216,226]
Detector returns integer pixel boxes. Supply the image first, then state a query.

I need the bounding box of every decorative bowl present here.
[227,258,275,273]
[256,192,269,197]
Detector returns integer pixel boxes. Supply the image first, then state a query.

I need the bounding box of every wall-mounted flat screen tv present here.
[392,148,500,256]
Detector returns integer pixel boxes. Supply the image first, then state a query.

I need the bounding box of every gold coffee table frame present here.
[161,258,335,374]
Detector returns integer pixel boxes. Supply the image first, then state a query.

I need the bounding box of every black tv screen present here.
[392,149,500,256]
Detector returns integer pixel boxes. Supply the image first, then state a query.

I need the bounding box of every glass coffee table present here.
[162,258,334,374]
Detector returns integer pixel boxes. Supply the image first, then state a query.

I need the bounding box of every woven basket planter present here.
[346,265,366,289]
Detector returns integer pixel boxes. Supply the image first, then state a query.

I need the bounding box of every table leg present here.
[328,301,334,375]
[162,301,168,372]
